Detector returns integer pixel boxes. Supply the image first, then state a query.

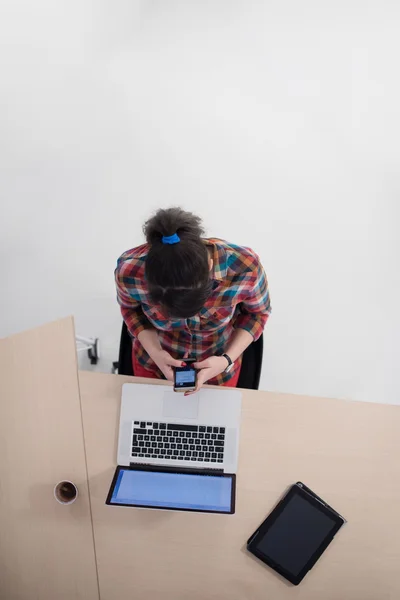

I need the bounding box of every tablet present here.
[106,465,236,514]
[247,482,346,585]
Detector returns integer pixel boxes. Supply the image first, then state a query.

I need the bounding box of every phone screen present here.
[174,366,197,389]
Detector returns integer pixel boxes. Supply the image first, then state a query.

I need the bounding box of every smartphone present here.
[173,360,197,393]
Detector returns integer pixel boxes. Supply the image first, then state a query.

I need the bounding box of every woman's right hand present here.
[151,349,183,382]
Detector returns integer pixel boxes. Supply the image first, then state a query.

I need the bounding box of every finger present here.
[193,359,211,369]
[201,371,213,384]
[185,382,203,396]
[185,370,207,395]
[184,385,201,396]
[162,366,174,382]
[166,357,184,368]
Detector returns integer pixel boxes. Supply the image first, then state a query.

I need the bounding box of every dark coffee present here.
[54,481,77,504]
[59,483,76,500]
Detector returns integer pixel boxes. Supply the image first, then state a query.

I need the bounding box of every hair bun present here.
[143,207,204,245]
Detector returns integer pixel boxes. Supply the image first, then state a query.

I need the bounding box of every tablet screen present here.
[107,467,235,514]
[254,493,337,576]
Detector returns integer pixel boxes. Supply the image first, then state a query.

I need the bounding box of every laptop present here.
[106,383,242,514]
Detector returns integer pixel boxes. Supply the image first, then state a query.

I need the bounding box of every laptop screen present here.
[107,467,235,514]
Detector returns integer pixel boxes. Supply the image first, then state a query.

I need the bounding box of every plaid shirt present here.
[115,239,271,385]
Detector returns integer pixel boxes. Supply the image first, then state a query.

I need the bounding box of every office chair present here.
[114,321,263,390]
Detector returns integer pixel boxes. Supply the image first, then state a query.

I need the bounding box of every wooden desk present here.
[79,371,400,600]
[0,319,99,600]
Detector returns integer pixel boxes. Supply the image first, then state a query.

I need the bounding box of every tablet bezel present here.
[247,483,345,585]
[106,465,236,514]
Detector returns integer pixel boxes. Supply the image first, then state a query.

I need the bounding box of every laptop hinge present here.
[129,462,224,475]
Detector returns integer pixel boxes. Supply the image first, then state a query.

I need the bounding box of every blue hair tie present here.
[162,233,180,245]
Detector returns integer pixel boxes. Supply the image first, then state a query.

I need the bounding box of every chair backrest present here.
[237,333,263,390]
[117,321,134,377]
[117,322,263,390]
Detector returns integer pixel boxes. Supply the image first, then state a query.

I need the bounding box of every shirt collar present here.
[206,239,228,281]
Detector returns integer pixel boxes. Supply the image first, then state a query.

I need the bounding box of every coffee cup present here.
[54,481,78,505]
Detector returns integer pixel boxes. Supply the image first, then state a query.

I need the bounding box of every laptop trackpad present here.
[162,392,199,419]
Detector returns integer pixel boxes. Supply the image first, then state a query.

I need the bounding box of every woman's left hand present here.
[185,356,228,395]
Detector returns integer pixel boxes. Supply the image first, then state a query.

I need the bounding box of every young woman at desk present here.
[115,207,271,392]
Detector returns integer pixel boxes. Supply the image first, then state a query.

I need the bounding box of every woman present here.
[115,207,271,392]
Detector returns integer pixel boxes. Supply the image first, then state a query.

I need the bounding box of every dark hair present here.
[144,207,211,318]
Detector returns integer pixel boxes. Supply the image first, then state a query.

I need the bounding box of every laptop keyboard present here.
[131,421,226,464]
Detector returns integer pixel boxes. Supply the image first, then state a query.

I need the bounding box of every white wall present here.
[1,0,399,404]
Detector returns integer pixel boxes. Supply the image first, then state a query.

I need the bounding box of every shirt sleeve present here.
[234,261,271,340]
[114,267,151,339]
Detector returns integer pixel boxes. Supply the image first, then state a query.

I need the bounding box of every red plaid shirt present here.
[115,239,271,384]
